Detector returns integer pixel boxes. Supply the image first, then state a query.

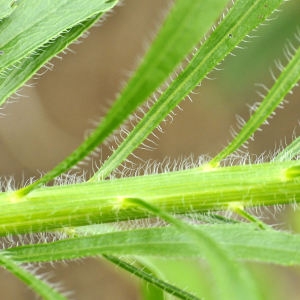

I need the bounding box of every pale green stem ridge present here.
[0,251,66,300]
[209,45,300,167]
[90,0,284,181]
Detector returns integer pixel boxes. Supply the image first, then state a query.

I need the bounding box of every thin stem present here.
[103,255,200,300]
[231,206,269,230]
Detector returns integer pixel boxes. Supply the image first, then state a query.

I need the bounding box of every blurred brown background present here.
[0,0,299,299]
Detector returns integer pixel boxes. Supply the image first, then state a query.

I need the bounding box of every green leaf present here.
[210,39,300,166]
[124,198,261,300]
[16,0,228,194]
[0,0,118,106]
[0,251,66,299]
[273,136,300,162]
[8,223,300,266]
[0,13,102,106]
[0,0,17,20]
[0,0,118,75]
[91,0,286,180]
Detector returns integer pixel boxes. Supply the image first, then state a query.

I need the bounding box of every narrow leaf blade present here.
[8,223,300,266]
[0,251,66,299]
[16,0,228,193]
[0,0,118,74]
[91,0,286,180]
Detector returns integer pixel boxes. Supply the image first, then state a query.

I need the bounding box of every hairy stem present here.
[1,161,299,235]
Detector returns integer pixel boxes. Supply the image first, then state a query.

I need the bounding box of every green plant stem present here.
[1,160,299,235]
